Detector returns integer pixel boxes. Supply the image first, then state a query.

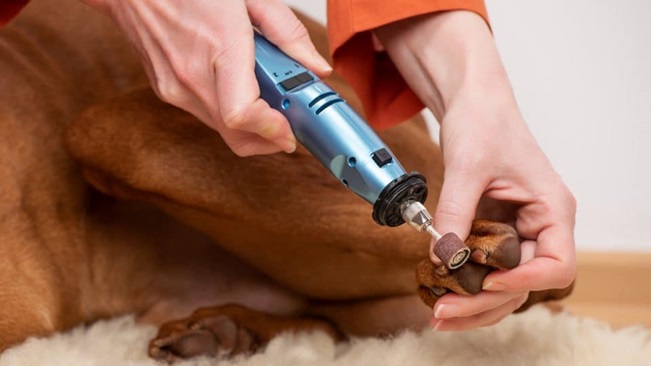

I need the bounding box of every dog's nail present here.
[434,264,449,276]
[429,285,447,298]
[483,281,507,291]
[470,249,487,264]
[434,304,459,319]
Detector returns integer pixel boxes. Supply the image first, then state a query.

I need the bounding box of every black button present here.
[372,148,393,167]
[279,72,314,91]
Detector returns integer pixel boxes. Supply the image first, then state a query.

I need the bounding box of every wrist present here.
[375,11,517,119]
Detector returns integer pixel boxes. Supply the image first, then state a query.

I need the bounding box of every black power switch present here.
[372,148,393,167]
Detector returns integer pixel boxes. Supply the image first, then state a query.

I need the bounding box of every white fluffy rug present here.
[1,307,650,365]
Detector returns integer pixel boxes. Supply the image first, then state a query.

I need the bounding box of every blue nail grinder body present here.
[253,32,429,229]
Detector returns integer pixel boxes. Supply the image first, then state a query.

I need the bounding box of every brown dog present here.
[0,0,572,361]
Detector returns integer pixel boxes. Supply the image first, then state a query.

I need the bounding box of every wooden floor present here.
[559,252,651,328]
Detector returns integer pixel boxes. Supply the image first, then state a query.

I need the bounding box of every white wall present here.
[284,0,651,252]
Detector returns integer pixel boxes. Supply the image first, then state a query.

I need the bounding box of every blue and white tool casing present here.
[253,32,407,204]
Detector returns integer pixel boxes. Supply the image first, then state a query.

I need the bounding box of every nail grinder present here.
[253,32,469,269]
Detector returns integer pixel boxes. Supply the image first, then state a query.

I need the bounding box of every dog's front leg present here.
[66,87,446,300]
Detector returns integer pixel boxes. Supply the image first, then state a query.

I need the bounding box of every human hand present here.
[428,99,576,331]
[82,0,331,156]
[375,11,576,330]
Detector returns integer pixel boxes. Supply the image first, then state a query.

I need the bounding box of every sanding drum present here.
[433,232,471,270]
[399,200,471,269]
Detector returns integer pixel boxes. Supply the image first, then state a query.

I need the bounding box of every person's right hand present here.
[82,0,332,156]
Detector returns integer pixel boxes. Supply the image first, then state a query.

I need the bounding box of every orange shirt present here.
[0,0,489,129]
[0,0,28,27]
[327,0,489,129]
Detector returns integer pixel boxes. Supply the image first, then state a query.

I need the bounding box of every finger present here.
[220,129,285,157]
[482,225,576,292]
[431,293,528,331]
[433,168,487,240]
[432,291,527,320]
[246,0,331,76]
[211,2,295,153]
[519,239,536,265]
[217,98,296,154]
[428,238,443,265]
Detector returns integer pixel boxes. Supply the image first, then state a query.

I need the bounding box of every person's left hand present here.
[375,11,577,331]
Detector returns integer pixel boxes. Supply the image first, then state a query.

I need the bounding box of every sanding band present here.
[434,232,471,269]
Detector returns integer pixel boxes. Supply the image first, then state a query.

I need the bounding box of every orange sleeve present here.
[327,0,489,130]
[0,0,29,27]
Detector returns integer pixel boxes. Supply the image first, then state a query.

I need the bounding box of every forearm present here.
[374,11,516,121]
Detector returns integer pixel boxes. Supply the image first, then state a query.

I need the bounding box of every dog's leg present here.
[66,87,443,300]
[77,195,314,341]
[63,86,441,355]
[148,304,344,362]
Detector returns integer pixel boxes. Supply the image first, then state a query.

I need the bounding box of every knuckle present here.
[223,134,268,157]
[176,57,203,84]
[435,200,467,222]
[516,293,529,308]
[154,78,185,106]
[228,142,255,157]
[556,264,577,289]
[284,18,310,44]
[485,313,509,328]
[552,180,577,209]
[210,30,251,70]
[154,61,205,107]
[564,188,578,214]
[222,107,248,130]
[449,152,485,174]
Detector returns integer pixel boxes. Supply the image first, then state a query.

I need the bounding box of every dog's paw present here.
[149,307,260,362]
[465,219,521,270]
[415,219,521,308]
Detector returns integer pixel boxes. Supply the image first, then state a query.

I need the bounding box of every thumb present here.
[246,0,331,76]
[433,168,486,241]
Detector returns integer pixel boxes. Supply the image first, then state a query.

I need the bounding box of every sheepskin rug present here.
[1,306,650,365]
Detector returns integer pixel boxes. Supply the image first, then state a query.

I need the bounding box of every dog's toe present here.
[465,219,521,270]
[415,259,490,307]
[151,329,219,361]
[149,313,258,362]
[415,219,523,309]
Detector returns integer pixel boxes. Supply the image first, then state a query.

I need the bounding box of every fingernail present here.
[483,281,507,291]
[430,318,440,330]
[429,252,443,265]
[275,136,296,154]
[431,319,444,331]
[434,304,459,319]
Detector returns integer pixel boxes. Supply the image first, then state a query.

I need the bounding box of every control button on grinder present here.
[279,72,314,91]
[372,148,393,167]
